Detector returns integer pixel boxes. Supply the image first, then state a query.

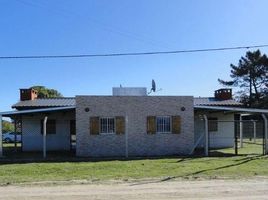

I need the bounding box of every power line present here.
[1,44,268,60]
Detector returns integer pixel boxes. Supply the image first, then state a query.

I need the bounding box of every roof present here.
[12,96,241,109]
[12,98,75,109]
[194,105,268,114]
[4,97,268,117]
[0,106,76,117]
[194,97,242,106]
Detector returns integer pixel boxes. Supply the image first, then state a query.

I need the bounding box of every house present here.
[0,87,267,157]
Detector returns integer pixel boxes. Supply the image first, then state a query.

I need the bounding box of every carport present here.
[194,105,268,156]
[0,106,75,158]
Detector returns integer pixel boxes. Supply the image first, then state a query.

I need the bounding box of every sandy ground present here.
[0,179,268,200]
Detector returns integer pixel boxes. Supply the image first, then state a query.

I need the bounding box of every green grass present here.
[3,143,22,148]
[211,139,264,155]
[0,155,267,185]
[0,139,267,185]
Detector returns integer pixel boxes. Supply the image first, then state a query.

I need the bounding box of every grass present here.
[211,138,264,155]
[3,143,22,148]
[0,139,267,185]
[0,155,267,185]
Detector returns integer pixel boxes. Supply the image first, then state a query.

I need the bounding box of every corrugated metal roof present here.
[12,98,75,109]
[194,105,268,114]
[1,106,76,117]
[194,97,242,106]
[11,96,241,109]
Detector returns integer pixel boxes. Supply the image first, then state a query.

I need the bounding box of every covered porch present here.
[193,105,268,156]
[0,106,76,158]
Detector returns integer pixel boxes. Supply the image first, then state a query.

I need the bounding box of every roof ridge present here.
[194,97,213,99]
[194,97,237,100]
[35,97,75,99]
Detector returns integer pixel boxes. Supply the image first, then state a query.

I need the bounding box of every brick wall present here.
[76,96,194,157]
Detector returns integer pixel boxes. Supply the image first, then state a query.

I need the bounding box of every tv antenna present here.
[148,79,162,94]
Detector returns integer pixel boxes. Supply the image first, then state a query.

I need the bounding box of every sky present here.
[1,0,268,111]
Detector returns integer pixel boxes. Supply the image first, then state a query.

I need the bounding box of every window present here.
[100,117,115,134]
[41,120,56,134]
[156,116,171,133]
[208,117,218,132]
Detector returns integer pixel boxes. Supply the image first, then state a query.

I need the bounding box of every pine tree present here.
[218,50,268,107]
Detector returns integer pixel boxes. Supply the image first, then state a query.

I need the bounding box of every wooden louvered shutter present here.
[116,116,125,134]
[147,116,156,134]
[90,117,99,135]
[172,116,181,134]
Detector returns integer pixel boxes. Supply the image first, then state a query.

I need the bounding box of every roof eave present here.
[194,105,268,114]
[0,106,76,117]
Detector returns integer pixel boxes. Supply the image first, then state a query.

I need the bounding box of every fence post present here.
[240,115,243,148]
[234,120,238,155]
[203,114,209,156]
[43,116,48,158]
[14,119,17,153]
[253,121,256,144]
[261,114,268,155]
[125,115,128,158]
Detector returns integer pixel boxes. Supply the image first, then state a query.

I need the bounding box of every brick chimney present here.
[20,88,38,101]
[214,88,232,100]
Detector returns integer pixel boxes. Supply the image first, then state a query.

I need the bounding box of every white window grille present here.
[100,117,115,134]
[156,116,171,133]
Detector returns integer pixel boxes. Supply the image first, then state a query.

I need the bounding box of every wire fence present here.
[209,120,264,156]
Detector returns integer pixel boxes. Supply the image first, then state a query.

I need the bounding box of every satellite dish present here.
[148,79,161,94]
[152,79,156,92]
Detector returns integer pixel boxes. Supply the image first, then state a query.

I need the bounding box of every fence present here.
[209,120,265,156]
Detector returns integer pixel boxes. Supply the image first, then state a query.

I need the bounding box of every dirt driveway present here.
[0,179,267,200]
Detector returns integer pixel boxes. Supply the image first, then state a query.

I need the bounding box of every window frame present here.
[40,119,56,135]
[99,117,116,135]
[156,116,172,134]
[208,117,218,132]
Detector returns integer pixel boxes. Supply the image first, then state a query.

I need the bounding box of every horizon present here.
[1,0,268,111]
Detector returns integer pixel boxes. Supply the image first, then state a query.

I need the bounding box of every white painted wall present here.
[194,111,235,148]
[21,111,75,151]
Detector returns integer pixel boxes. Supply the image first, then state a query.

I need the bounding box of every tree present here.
[2,120,14,133]
[218,50,268,107]
[30,86,63,98]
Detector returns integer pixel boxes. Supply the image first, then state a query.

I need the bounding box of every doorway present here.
[70,120,76,153]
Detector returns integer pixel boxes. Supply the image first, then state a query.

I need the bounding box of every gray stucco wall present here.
[194,111,235,148]
[21,111,75,151]
[76,96,194,157]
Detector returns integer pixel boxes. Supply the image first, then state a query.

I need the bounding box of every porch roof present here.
[0,106,76,117]
[194,105,268,114]
[12,98,76,109]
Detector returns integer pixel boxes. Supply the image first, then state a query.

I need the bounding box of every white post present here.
[253,121,256,143]
[203,114,209,156]
[261,114,268,155]
[125,115,128,158]
[0,115,3,157]
[43,116,48,158]
[240,115,243,148]
[14,119,17,152]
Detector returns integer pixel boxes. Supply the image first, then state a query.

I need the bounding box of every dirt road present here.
[0,179,267,200]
